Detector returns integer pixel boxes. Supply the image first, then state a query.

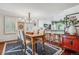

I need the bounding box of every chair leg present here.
[35,43,37,52]
[24,47,26,54]
[24,42,27,55]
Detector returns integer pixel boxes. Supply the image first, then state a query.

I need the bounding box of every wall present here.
[38,5,79,30]
[31,5,79,28]
[53,5,79,21]
[0,15,4,34]
[39,17,53,28]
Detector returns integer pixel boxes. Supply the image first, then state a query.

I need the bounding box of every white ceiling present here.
[0,3,78,18]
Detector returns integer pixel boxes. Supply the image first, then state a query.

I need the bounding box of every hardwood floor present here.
[0,42,5,55]
[0,39,31,55]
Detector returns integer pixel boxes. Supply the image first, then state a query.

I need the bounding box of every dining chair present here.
[17,30,27,55]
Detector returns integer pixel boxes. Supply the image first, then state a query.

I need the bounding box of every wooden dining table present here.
[25,33,45,55]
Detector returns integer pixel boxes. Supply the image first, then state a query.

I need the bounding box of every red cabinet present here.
[62,35,79,53]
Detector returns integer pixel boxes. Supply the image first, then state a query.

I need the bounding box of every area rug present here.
[3,42,63,55]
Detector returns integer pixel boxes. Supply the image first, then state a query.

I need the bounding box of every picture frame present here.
[51,21,65,31]
[17,22,25,30]
[44,24,51,29]
[66,12,79,27]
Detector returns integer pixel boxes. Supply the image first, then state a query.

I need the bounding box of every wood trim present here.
[0,39,18,43]
[0,42,5,55]
[1,42,6,55]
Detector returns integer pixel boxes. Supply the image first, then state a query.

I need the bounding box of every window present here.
[4,16,16,34]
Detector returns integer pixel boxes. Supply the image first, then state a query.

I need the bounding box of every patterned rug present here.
[3,42,63,55]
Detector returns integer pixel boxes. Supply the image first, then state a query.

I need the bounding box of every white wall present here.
[0,15,4,34]
[39,17,53,28]
[53,5,79,21]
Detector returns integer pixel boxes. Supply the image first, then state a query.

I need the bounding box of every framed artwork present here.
[44,24,47,27]
[51,21,65,31]
[4,16,16,34]
[66,12,79,27]
[17,22,25,30]
[44,24,49,29]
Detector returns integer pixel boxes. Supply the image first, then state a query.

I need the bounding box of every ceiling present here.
[0,3,78,18]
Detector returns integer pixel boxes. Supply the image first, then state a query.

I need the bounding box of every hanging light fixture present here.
[28,12,31,23]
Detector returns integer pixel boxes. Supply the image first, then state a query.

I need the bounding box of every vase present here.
[67,23,77,35]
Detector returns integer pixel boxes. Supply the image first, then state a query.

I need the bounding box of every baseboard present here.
[0,39,18,43]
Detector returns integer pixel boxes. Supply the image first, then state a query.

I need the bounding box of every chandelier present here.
[28,12,31,23]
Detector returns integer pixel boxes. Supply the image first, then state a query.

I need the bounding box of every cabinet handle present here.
[70,40,73,45]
